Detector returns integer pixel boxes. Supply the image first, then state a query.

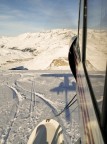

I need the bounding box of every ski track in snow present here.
[14,81,73,143]
[1,85,21,144]
[1,105,19,144]
[29,80,36,124]
[15,81,57,109]
[12,82,71,143]
[0,73,80,144]
[0,80,63,143]
[9,86,23,102]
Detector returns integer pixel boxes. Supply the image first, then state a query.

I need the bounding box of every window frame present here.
[78,0,107,141]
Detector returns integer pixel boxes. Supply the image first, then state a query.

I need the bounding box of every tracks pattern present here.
[1,86,20,144]
[29,79,36,123]
[0,72,80,144]
[14,82,72,143]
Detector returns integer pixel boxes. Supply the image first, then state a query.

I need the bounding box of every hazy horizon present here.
[0,0,79,36]
[0,28,76,37]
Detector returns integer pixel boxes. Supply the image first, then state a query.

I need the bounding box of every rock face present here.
[49,57,68,68]
[10,66,28,70]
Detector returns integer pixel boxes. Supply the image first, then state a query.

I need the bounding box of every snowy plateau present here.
[0,29,80,144]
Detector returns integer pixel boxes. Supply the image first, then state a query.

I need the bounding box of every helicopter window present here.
[86,0,107,113]
[78,0,83,59]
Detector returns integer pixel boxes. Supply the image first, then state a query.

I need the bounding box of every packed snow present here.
[0,29,80,144]
[0,70,80,144]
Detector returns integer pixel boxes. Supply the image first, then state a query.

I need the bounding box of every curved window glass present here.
[78,0,83,58]
[86,0,107,113]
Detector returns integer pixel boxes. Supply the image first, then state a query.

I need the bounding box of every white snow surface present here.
[0,29,106,71]
[0,70,80,144]
[0,28,106,144]
[0,29,77,70]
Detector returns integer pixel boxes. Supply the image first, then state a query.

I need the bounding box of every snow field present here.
[0,71,80,144]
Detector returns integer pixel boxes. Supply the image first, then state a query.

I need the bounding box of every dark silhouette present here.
[33,125,48,144]
[51,125,64,144]
[31,124,64,144]
[68,36,78,80]
[10,66,28,70]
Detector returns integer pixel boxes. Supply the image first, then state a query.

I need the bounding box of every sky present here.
[0,0,79,36]
[87,0,107,29]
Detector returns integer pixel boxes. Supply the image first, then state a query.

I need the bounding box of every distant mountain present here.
[0,29,106,71]
[0,29,77,70]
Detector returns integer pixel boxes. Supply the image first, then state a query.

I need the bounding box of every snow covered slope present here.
[0,29,77,70]
[0,29,106,71]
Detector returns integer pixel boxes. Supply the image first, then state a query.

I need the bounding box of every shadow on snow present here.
[41,73,76,122]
